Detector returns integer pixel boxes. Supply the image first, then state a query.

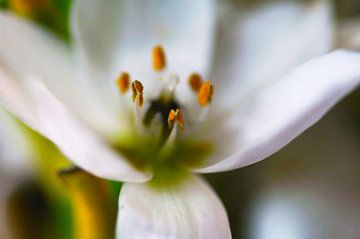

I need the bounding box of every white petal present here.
[0,12,122,135]
[0,11,74,114]
[0,68,151,182]
[117,176,231,239]
[72,0,216,109]
[0,12,73,87]
[212,0,333,106]
[0,107,30,174]
[196,50,360,173]
[0,67,42,132]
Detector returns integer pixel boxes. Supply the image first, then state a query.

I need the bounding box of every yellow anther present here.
[131,83,137,102]
[188,73,203,92]
[133,80,144,93]
[168,108,184,130]
[131,80,144,108]
[152,45,166,71]
[136,93,144,108]
[168,109,176,126]
[198,81,214,107]
[131,80,144,102]
[116,72,130,94]
[175,109,184,130]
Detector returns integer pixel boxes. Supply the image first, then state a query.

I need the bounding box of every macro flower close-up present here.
[1,0,360,238]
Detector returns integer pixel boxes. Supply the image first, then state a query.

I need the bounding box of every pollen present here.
[188,73,203,92]
[116,72,130,94]
[131,80,144,107]
[198,81,214,107]
[152,45,166,71]
[168,108,184,130]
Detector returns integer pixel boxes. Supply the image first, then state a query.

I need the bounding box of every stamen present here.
[152,45,166,71]
[136,93,144,108]
[168,109,176,127]
[133,80,144,93]
[198,81,214,107]
[131,80,144,108]
[133,103,147,134]
[188,73,203,92]
[131,83,137,102]
[161,123,178,153]
[116,72,130,94]
[175,109,184,130]
[167,108,184,130]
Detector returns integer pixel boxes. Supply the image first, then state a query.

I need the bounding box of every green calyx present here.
[112,133,212,188]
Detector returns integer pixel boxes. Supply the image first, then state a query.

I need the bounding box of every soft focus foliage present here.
[0,0,71,40]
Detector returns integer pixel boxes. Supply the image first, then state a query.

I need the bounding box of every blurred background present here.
[0,0,360,238]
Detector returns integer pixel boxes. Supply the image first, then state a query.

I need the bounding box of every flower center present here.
[113,45,214,184]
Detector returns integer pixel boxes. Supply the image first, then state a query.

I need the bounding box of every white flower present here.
[0,0,359,238]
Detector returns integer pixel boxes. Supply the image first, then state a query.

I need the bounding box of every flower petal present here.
[71,0,216,108]
[117,176,231,238]
[212,0,333,106]
[0,68,151,182]
[0,12,73,87]
[0,107,30,174]
[196,50,360,173]
[0,11,122,135]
